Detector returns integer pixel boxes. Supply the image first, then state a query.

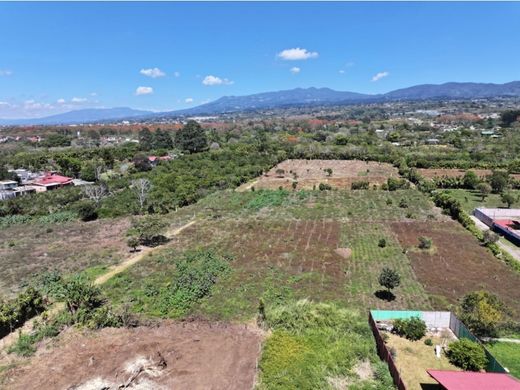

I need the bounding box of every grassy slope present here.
[440,189,520,214]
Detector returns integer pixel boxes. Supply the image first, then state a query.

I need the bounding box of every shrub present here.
[318,183,332,191]
[398,198,408,208]
[56,275,103,315]
[418,236,432,249]
[424,338,433,346]
[74,200,98,222]
[459,291,505,337]
[127,216,168,247]
[387,177,410,191]
[378,267,401,292]
[446,339,487,371]
[393,317,427,341]
[378,238,387,248]
[0,287,45,338]
[483,230,499,245]
[351,181,369,190]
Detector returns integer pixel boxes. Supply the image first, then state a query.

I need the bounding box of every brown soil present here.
[418,168,520,180]
[0,218,130,297]
[335,247,352,259]
[254,159,399,190]
[391,221,520,319]
[3,321,263,390]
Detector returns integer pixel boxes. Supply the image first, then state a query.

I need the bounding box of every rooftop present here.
[428,369,520,390]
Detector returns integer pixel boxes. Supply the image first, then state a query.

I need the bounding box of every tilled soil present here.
[391,221,520,319]
[3,321,263,390]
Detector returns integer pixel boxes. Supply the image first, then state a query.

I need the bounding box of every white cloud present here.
[140,67,166,78]
[371,71,389,82]
[23,99,53,110]
[90,92,98,97]
[202,75,234,86]
[0,69,13,76]
[185,97,194,103]
[290,67,301,74]
[57,98,66,104]
[71,97,87,103]
[277,48,318,61]
[0,101,12,107]
[173,71,180,77]
[135,86,153,95]
[338,70,345,74]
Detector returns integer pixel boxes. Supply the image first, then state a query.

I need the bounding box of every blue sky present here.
[0,2,519,118]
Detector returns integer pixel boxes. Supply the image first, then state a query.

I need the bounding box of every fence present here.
[368,311,407,390]
[369,310,509,389]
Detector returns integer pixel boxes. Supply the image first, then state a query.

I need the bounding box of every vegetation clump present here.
[446,339,487,371]
[393,317,427,341]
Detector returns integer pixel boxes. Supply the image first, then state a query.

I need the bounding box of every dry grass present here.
[385,332,460,389]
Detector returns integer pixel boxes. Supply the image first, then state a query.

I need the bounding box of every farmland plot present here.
[391,221,520,319]
[253,159,399,190]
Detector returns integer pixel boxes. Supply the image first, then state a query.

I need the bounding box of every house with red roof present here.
[428,369,520,390]
[31,172,73,192]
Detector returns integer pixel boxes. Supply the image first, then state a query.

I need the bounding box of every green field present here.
[440,189,520,213]
[486,341,520,379]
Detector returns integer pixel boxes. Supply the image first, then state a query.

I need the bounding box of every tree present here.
[138,128,154,151]
[446,339,487,371]
[127,237,140,253]
[489,170,509,193]
[463,171,480,189]
[477,183,492,201]
[324,168,333,177]
[128,216,168,247]
[56,275,103,315]
[132,153,152,172]
[459,291,505,337]
[82,184,108,206]
[174,120,207,153]
[501,192,517,208]
[131,178,151,212]
[393,317,427,341]
[153,129,174,150]
[378,267,401,292]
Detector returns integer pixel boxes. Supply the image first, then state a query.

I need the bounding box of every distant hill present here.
[2,81,520,125]
[0,107,152,126]
[383,81,520,100]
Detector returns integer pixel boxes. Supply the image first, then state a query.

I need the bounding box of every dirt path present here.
[236,178,259,192]
[0,219,198,356]
[94,220,197,285]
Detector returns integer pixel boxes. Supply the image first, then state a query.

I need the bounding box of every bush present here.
[393,317,427,341]
[418,236,432,249]
[446,339,487,371]
[459,291,505,338]
[318,183,332,191]
[351,181,369,190]
[55,275,103,315]
[398,198,408,208]
[127,215,168,247]
[74,200,98,222]
[378,238,387,248]
[424,338,433,346]
[387,177,410,191]
[0,287,45,338]
[378,267,400,292]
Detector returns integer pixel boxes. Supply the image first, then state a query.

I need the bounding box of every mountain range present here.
[1,81,520,126]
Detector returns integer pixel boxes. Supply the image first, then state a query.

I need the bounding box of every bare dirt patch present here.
[418,168,520,180]
[3,321,263,390]
[0,218,130,297]
[391,221,520,319]
[254,159,399,190]
[335,247,352,259]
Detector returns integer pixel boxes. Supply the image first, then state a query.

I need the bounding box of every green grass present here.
[485,341,520,379]
[440,189,520,214]
[258,300,394,390]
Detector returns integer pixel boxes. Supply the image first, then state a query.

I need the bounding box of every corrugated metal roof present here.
[428,370,520,390]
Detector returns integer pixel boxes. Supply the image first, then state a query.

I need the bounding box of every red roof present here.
[33,173,73,186]
[428,370,520,390]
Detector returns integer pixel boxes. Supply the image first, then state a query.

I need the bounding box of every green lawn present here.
[486,341,520,379]
[440,189,520,214]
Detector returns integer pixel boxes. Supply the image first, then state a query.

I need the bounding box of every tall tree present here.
[138,127,154,151]
[153,129,174,150]
[174,120,208,153]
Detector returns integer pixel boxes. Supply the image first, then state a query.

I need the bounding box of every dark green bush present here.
[393,317,427,341]
[446,339,487,371]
